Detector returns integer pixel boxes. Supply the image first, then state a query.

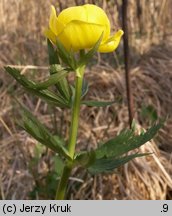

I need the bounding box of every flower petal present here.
[57,4,110,39]
[98,30,124,53]
[44,28,56,44]
[83,4,110,30]
[57,20,107,51]
[57,5,87,25]
[49,5,64,35]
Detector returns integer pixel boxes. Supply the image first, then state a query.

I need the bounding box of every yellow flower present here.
[45,4,123,53]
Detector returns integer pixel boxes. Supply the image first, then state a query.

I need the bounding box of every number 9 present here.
[163,204,168,212]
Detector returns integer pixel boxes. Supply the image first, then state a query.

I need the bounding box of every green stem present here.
[55,66,84,200]
[68,68,84,158]
[55,163,72,200]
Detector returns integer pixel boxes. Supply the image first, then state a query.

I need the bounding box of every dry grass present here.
[0,0,172,199]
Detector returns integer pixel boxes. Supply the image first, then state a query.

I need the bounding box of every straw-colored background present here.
[0,0,172,199]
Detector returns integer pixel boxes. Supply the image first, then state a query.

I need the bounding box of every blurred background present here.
[0,0,172,199]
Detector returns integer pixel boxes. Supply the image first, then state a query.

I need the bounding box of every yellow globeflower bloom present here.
[45,4,123,53]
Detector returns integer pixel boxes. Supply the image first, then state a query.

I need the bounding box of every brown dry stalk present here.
[122,0,134,128]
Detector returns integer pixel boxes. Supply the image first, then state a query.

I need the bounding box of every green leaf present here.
[141,105,158,122]
[34,69,68,90]
[95,121,164,159]
[74,151,96,167]
[78,33,103,67]
[18,104,70,160]
[56,39,76,70]
[47,39,60,65]
[53,135,65,146]
[49,65,71,102]
[81,79,89,99]
[53,155,64,177]
[29,142,45,168]
[49,64,67,74]
[4,66,70,108]
[82,100,116,107]
[4,66,35,88]
[34,142,45,159]
[47,41,71,102]
[88,153,150,174]
[39,89,69,107]
[56,77,71,102]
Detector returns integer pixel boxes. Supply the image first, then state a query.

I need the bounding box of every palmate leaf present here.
[88,153,150,174]
[95,121,164,159]
[4,66,69,108]
[86,121,164,174]
[19,104,70,160]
